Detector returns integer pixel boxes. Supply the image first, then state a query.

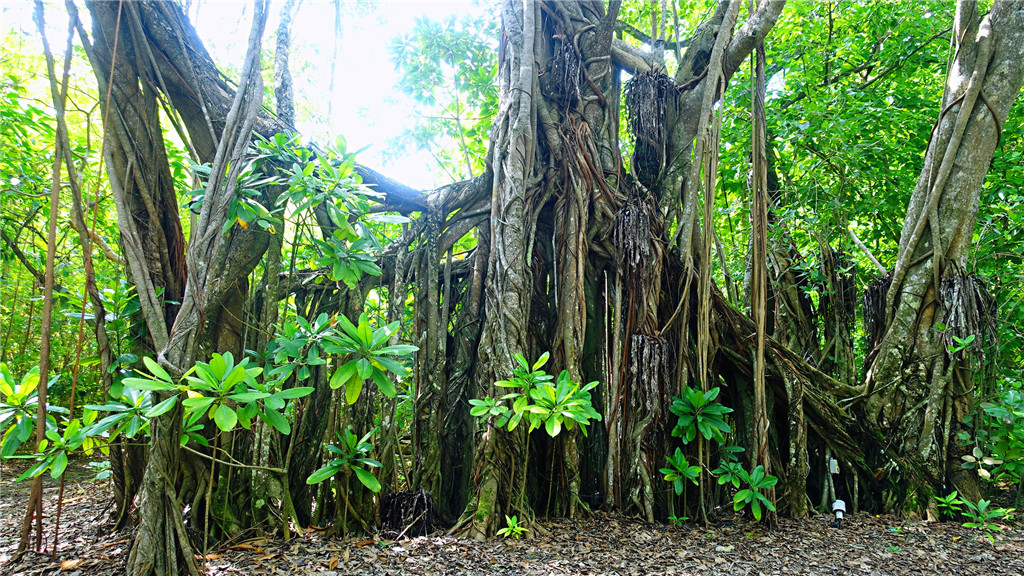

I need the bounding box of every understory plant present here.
[732,465,778,521]
[662,386,771,524]
[660,447,701,495]
[669,386,733,445]
[933,491,1015,543]
[306,427,383,492]
[307,427,383,537]
[469,352,601,437]
[963,388,1024,497]
[0,363,66,457]
[962,498,1015,543]
[496,514,529,539]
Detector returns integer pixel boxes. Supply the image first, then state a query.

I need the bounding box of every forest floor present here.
[1,457,1022,575]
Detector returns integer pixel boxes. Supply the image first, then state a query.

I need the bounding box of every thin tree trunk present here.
[17,2,68,553]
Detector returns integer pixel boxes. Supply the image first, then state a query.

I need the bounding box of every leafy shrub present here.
[660,447,701,495]
[496,514,528,539]
[669,386,733,444]
[469,352,601,437]
[306,427,382,492]
[733,465,778,521]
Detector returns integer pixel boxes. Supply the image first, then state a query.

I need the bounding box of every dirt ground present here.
[1,458,1022,575]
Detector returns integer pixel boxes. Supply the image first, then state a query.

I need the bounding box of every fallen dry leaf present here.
[60,558,83,570]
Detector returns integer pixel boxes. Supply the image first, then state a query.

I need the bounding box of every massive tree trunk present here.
[440,0,788,536]
[80,1,272,573]
[864,0,1024,513]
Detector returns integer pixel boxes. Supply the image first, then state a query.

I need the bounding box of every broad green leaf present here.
[353,467,381,492]
[544,416,561,437]
[307,462,341,485]
[229,391,270,403]
[330,362,357,389]
[182,396,216,411]
[145,395,178,418]
[50,451,69,478]
[345,373,365,405]
[143,357,173,383]
[273,387,314,400]
[260,408,290,434]
[213,404,238,432]
[370,369,396,398]
[122,377,175,392]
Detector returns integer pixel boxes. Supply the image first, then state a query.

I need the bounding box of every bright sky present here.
[1,0,490,190]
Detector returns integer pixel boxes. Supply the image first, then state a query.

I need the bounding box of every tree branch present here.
[610,38,652,73]
[724,0,786,81]
[68,217,124,265]
[614,19,690,51]
[0,227,63,292]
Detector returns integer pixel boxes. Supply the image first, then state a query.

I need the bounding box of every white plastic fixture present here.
[832,499,847,527]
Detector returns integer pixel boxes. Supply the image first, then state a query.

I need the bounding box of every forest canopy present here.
[1,1,1023,574]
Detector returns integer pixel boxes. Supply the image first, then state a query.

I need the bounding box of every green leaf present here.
[544,416,561,437]
[213,404,238,432]
[370,369,396,398]
[182,396,216,411]
[345,373,365,405]
[307,462,341,485]
[330,362,358,390]
[50,451,69,478]
[353,466,382,492]
[734,489,752,508]
[229,391,270,403]
[260,408,290,434]
[144,395,178,418]
[143,357,173,383]
[273,387,315,400]
[122,377,175,392]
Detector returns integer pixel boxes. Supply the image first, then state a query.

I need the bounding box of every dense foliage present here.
[1,2,1022,568]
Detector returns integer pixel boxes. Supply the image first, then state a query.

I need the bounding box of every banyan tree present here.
[40,0,1024,574]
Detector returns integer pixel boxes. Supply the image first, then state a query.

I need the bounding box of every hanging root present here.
[937,268,997,366]
[820,246,856,333]
[624,71,676,149]
[381,488,437,537]
[612,186,652,272]
[612,182,663,306]
[863,272,892,351]
[547,26,583,105]
[630,334,672,420]
[624,71,676,186]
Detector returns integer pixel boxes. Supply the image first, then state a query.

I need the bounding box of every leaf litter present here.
[2,459,1022,575]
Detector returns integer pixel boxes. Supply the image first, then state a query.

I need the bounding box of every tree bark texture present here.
[865,0,1024,511]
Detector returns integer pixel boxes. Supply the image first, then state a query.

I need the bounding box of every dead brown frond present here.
[938,270,997,365]
[548,27,583,106]
[863,272,892,351]
[624,71,676,186]
[629,334,671,422]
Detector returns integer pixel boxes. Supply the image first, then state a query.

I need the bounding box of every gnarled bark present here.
[864,0,1024,513]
